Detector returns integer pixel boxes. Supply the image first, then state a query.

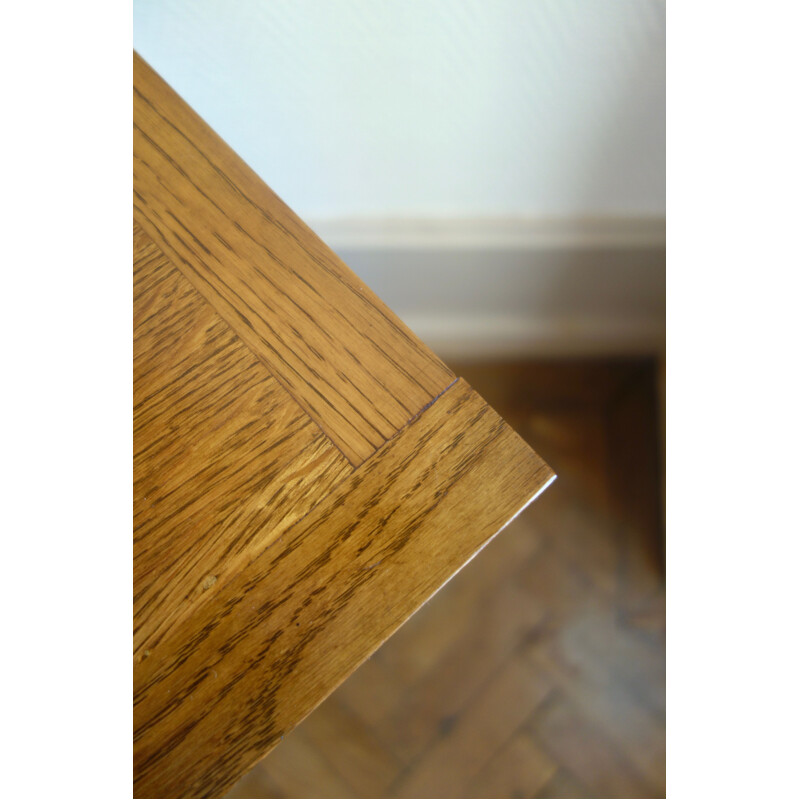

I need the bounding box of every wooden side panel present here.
[134,222,353,657]
[133,53,455,466]
[133,379,554,798]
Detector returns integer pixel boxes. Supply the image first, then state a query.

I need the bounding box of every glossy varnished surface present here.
[133,52,553,798]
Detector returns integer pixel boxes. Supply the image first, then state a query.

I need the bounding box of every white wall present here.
[133,0,665,220]
[134,1,665,357]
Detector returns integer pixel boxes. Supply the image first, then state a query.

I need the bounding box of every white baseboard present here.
[401,314,665,360]
[308,216,665,359]
[309,215,666,251]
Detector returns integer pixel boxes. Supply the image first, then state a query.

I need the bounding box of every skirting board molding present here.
[310,216,666,251]
[309,217,665,359]
[398,314,665,359]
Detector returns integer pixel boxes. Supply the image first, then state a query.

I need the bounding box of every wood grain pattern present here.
[133,379,553,798]
[133,52,454,466]
[133,52,554,798]
[134,221,352,657]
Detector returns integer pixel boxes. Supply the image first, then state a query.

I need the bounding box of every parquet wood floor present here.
[225,359,666,799]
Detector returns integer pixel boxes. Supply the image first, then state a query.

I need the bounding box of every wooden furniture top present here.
[133,51,554,798]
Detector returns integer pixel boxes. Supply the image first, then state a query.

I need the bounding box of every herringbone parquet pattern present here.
[226,360,666,799]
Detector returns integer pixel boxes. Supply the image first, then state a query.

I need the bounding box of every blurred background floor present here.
[226,358,666,799]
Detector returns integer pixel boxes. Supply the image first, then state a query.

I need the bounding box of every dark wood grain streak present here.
[132,52,454,466]
[134,221,353,657]
[132,379,553,798]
